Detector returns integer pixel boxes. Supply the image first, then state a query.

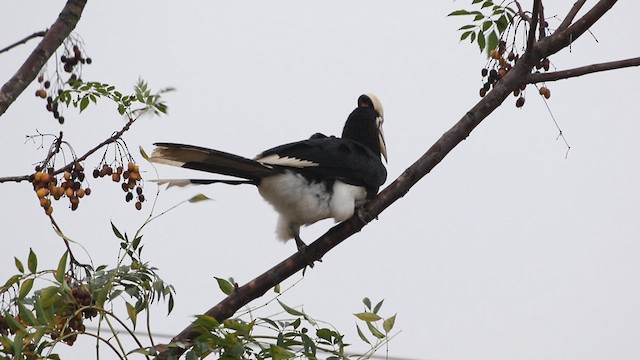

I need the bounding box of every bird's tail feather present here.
[149,142,276,180]
[151,178,254,188]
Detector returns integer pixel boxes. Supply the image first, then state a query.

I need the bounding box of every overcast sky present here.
[1,1,639,359]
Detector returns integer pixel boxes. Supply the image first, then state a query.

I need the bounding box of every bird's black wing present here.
[151,143,276,182]
[256,136,387,195]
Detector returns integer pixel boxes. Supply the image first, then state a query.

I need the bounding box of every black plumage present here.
[149,94,387,252]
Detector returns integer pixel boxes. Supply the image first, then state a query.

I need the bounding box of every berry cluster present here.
[93,161,145,210]
[35,42,92,124]
[33,162,91,215]
[35,75,66,124]
[62,45,92,73]
[479,40,553,107]
[50,285,95,346]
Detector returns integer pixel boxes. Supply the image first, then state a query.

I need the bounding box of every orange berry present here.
[45,206,53,215]
[65,187,74,198]
[36,188,49,198]
[76,188,85,198]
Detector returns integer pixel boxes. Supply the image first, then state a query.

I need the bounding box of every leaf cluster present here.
[449,0,517,54]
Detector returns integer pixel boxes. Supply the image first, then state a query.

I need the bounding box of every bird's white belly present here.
[258,172,366,241]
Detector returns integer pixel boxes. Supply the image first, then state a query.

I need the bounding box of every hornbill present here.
[149,94,387,254]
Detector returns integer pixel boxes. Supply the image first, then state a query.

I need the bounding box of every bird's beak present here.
[376,116,388,163]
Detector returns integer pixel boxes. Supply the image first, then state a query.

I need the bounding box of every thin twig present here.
[0,31,47,55]
[0,115,137,184]
[525,0,542,54]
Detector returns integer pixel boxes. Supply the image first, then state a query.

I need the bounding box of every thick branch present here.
[527,57,640,83]
[0,0,87,117]
[0,31,47,55]
[154,35,543,360]
[533,0,617,58]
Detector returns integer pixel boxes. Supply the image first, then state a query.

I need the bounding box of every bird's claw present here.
[294,235,321,268]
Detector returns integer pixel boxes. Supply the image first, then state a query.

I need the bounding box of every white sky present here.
[1,1,639,359]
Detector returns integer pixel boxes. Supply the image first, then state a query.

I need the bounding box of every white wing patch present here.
[257,154,319,168]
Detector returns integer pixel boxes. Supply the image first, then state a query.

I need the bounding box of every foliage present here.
[145,288,398,360]
[448,0,518,54]
[0,222,175,360]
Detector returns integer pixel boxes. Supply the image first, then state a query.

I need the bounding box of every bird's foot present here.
[294,235,321,268]
[355,202,377,223]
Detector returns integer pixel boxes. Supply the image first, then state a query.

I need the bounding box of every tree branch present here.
[0,115,138,184]
[0,31,47,55]
[527,56,640,83]
[557,0,587,32]
[534,0,617,58]
[0,0,87,117]
[155,1,623,358]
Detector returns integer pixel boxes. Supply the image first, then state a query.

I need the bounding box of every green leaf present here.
[356,324,370,345]
[473,13,484,21]
[40,286,61,307]
[482,20,493,32]
[139,146,149,160]
[13,326,24,358]
[111,221,124,240]
[495,14,509,33]
[14,258,24,273]
[132,236,142,250]
[167,293,174,314]
[215,277,234,295]
[269,344,296,360]
[27,248,37,273]
[481,0,494,9]
[472,0,483,3]
[477,30,486,51]
[2,274,21,291]
[55,251,68,283]
[354,312,381,322]
[17,301,37,326]
[373,299,384,314]
[278,300,305,317]
[4,314,26,333]
[316,328,333,342]
[79,96,90,112]
[126,302,137,328]
[366,321,385,339]
[458,24,476,30]
[447,9,469,16]
[383,314,397,333]
[194,314,220,330]
[273,283,281,293]
[460,31,473,41]
[19,278,33,299]
[188,194,212,203]
[362,297,372,310]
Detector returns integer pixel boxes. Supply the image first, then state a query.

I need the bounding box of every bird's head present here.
[357,93,387,163]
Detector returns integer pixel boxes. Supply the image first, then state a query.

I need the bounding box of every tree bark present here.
[0,0,87,117]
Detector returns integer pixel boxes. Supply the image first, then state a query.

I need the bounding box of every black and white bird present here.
[149,94,387,253]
